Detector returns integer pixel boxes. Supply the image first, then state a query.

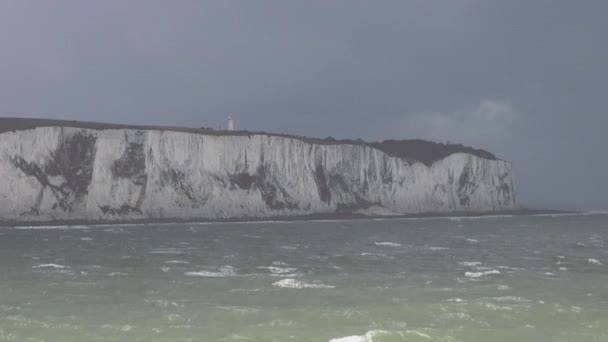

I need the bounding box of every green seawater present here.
[1,214,607,341]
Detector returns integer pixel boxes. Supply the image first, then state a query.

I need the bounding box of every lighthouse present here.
[227,115,234,131]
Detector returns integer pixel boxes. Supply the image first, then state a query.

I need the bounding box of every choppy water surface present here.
[1,214,608,341]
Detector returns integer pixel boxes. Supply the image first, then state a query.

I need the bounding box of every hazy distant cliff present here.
[0,119,516,222]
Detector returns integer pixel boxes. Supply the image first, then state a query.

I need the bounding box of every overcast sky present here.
[1,1,606,210]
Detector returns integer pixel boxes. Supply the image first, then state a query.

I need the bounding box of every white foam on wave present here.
[107,272,128,277]
[360,252,390,258]
[328,330,389,342]
[254,319,294,327]
[218,305,261,315]
[101,324,134,332]
[103,228,125,233]
[483,303,512,311]
[588,258,603,265]
[496,265,525,271]
[428,246,449,251]
[466,238,479,243]
[33,264,66,269]
[374,242,402,247]
[465,270,501,278]
[489,296,531,303]
[149,248,185,255]
[257,266,298,274]
[446,298,465,303]
[185,266,236,278]
[229,288,260,294]
[144,299,182,308]
[273,278,335,289]
[443,214,515,221]
[459,261,483,267]
[441,312,472,321]
[164,260,190,264]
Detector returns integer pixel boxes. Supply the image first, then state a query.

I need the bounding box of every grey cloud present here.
[0,0,606,210]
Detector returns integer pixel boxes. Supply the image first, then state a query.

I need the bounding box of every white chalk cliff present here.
[0,125,516,222]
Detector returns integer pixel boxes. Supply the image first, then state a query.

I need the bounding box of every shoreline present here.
[0,208,587,228]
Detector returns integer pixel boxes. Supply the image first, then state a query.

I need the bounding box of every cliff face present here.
[0,126,516,222]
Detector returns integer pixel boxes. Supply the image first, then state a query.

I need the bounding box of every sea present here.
[1,213,607,342]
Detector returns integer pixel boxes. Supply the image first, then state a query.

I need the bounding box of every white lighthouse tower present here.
[227,115,234,131]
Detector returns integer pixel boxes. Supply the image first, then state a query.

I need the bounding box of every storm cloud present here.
[1,1,606,210]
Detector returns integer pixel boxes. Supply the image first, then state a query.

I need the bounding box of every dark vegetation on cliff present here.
[0,117,497,165]
[368,140,496,166]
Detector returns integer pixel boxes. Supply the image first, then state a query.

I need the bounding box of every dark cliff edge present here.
[0,117,497,165]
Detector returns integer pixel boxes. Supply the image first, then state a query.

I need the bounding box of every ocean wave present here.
[107,272,129,277]
[321,309,369,320]
[184,266,236,278]
[488,296,531,303]
[254,319,294,327]
[32,264,66,269]
[441,312,472,321]
[360,252,391,258]
[374,242,402,247]
[427,246,449,251]
[483,303,512,311]
[0,305,22,312]
[328,330,389,342]
[101,324,134,332]
[103,228,125,233]
[257,266,298,274]
[272,278,335,289]
[465,270,501,278]
[330,330,432,341]
[459,261,483,267]
[496,265,525,271]
[446,298,465,303]
[217,305,260,315]
[229,288,260,294]
[149,248,186,255]
[588,258,603,265]
[144,299,182,308]
[164,260,190,264]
